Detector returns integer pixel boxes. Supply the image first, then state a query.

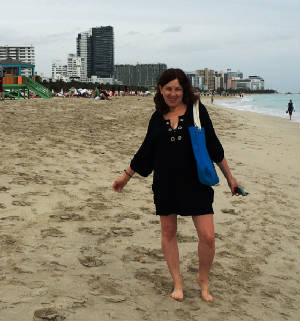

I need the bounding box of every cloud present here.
[127,31,140,36]
[162,26,182,33]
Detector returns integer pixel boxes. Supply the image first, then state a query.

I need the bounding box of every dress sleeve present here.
[130,113,156,177]
[199,103,224,163]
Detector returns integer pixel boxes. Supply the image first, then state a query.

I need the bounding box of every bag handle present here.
[193,100,201,129]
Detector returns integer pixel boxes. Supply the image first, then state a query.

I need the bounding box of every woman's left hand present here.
[217,158,244,196]
[227,177,242,196]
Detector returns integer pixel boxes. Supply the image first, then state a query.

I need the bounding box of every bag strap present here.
[193,100,201,129]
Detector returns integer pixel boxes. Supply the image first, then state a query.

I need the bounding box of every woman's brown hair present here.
[154,68,199,114]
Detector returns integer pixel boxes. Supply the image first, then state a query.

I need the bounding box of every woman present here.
[287,99,295,120]
[113,68,241,302]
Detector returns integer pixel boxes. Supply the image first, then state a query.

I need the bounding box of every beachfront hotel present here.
[0,45,35,77]
[191,67,264,92]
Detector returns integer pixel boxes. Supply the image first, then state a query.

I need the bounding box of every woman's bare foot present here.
[196,274,213,302]
[170,287,184,301]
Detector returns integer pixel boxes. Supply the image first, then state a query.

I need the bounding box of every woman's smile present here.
[160,78,184,108]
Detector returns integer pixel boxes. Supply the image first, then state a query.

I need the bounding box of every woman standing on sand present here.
[287,99,295,120]
[112,68,241,302]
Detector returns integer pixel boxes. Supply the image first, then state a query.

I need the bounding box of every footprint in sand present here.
[0,203,6,209]
[11,200,31,206]
[221,208,240,215]
[40,261,67,273]
[149,220,159,225]
[41,228,65,238]
[78,227,112,243]
[33,307,65,321]
[0,186,10,192]
[0,235,18,254]
[0,216,24,221]
[134,268,172,295]
[122,245,164,263]
[87,202,108,210]
[214,232,224,241]
[122,213,141,220]
[87,274,124,297]
[110,226,133,237]
[49,213,85,222]
[78,256,105,267]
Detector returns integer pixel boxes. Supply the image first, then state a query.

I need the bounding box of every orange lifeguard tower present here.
[0,58,52,99]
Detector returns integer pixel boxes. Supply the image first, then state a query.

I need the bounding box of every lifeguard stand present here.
[0,58,52,99]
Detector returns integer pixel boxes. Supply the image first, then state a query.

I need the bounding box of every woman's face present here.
[160,78,184,108]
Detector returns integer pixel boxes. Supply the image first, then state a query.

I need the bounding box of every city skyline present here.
[1,0,299,92]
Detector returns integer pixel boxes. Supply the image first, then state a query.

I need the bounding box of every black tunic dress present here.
[130,102,224,216]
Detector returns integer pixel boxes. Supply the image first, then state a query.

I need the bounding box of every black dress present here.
[130,102,224,216]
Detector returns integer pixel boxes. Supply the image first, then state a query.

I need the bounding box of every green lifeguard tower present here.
[0,58,52,99]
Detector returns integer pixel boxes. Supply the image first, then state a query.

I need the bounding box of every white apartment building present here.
[0,45,35,76]
[76,30,92,82]
[249,76,264,90]
[52,60,68,81]
[67,54,83,80]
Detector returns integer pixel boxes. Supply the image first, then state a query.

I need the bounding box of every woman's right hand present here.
[112,175,129,192]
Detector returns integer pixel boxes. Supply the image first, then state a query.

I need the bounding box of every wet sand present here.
[0,96,299,321]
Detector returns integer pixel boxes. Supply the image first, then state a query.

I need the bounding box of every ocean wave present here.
[215,94,299,123]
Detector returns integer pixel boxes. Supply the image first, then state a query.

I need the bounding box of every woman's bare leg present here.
[160,214,183,301]
[192,214,215,302]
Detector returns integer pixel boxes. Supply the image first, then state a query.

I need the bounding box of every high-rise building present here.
[186,72,204,90]
[214,72,225,91]
[196,68,215,91]
[91,26,114,78]
[77,26,114,80]
[76,31,92,81]
[226,69,243,79]
[0,45,35,76]
[114,63,167,87]
[226,69,243,89]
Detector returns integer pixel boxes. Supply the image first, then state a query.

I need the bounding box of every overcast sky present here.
[1,0,299,92]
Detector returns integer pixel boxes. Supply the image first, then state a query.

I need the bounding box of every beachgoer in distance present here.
[94,87,100,99]
[0,66,5,101]
[287,99,295,120]
[112,68,242,302]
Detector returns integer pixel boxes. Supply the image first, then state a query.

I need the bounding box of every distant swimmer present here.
[286,99,295,120]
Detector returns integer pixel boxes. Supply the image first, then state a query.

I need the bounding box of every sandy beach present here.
[0,96,299,321]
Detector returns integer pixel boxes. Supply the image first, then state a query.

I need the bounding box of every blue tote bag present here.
[188,102,219,186]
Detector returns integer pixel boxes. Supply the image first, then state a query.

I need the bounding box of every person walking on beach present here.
[0,66,5,101]
[112,68,242,302]
[286,99,295,120]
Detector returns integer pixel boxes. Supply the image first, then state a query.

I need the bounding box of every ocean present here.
[215,93,300,123]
